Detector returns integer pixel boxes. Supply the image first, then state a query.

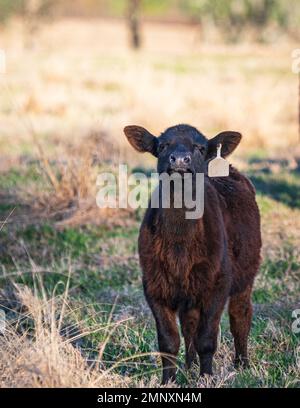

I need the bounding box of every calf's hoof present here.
[234,356,249,369]
[161,371,177,386]
[185,354,199,370]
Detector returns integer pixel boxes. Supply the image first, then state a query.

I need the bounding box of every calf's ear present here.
[207,131,242,160]
[123,125,158,157]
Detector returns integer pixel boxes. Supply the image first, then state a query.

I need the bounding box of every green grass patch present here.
[0,164,43,190]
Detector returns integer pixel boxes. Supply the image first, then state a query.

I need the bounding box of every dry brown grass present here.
[0,279,153,388]
[0,284,119,387]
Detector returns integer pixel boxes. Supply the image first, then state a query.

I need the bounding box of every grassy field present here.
[0,18,300,387]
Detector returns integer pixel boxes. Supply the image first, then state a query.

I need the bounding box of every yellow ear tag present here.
[208,143,229,177]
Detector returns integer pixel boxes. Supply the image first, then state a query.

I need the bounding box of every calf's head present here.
[124,124,241,175]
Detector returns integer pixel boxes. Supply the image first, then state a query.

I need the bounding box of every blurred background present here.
[1,0,300,159]
[0,1,300,388]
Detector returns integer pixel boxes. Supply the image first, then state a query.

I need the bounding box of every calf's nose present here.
[169,153,191,167]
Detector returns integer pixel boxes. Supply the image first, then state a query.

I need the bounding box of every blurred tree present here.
[0,1,55,47]
[23,1,54,30]
[179,0,300,41]
[0,0,299,42]
[22,0,55,47]
[127,0,141,49]
[0,0,23,23]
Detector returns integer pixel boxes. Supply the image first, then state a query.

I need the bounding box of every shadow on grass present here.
[249,173,300,208]
[246,156,300,209]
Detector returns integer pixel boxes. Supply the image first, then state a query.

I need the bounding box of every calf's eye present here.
[193,144,205,154]
[158,143,169,153]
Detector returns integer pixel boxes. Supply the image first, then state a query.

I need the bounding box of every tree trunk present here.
[128,0,141,49]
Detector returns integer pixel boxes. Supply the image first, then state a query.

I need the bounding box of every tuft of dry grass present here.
[0,280,138,388]
[13,126,133,227]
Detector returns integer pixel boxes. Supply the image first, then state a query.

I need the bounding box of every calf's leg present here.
[149,302,180,384]
[229,284,253,367]
[179,308,199,369]
[194,297,227,376]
